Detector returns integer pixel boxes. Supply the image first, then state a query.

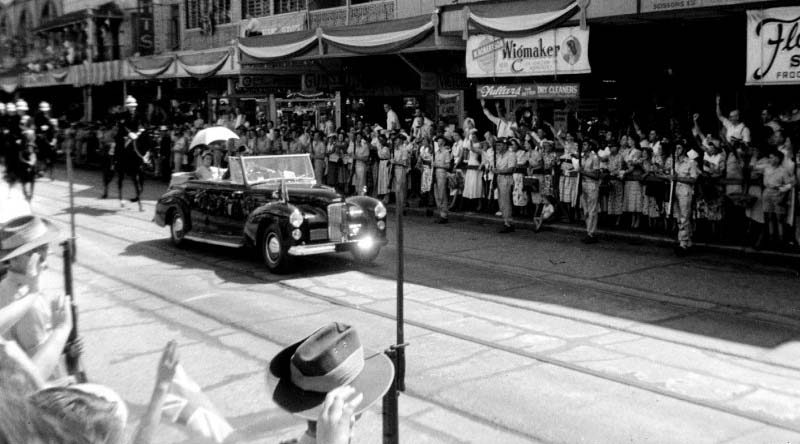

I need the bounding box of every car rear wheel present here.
[170,210,186,247]
[261,223,291,273]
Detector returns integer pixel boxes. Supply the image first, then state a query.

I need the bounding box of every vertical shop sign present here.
[746,6,800,85]
[437,90,464,123]
[137,0,155,56]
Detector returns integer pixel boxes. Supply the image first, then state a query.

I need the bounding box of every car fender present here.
[245,201,299,245]
[156,191,192,230]
[345,196,386,234]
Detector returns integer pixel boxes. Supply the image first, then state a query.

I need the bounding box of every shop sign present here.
[466,26,591,78]
[642,0,765,13]
[420,72,437,90]
[234,75,299,94]
[136,0,154,56]
[746,6,800,85]
[476,83,580,99]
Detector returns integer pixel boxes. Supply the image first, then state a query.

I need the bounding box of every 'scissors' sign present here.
[466,26,591,78]
[747,6,800,85]
[476,83,580,99]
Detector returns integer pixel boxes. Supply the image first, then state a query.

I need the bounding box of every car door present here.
[186,181,210,234]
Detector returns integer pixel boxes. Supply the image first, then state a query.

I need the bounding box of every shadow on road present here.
[50,164,800,351]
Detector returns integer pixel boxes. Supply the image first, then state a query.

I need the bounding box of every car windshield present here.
[240,154,316,185]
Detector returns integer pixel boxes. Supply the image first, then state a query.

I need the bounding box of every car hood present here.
[251,183,343,208]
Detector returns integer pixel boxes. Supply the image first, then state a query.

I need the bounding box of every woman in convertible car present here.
[195,151,217,180]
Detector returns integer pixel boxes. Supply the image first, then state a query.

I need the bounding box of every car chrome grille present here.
[310,228,328,242]
[327,203,348,242]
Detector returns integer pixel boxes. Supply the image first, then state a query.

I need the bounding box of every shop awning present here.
[238,30,319,62]
[34,2,124,33]
[128,56,175,78]
[20,67,71,88]
[0,65,23,93]
[464,0,581,38]
[321,15,434,55]
[176,50,230,79]
[239,14,463,65]
[69,60,123,86]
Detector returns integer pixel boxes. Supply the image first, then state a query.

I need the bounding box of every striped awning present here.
[321,15,434,55]
[70,60,123,86]
[464,0,582,38]
[176,50,230,79]
[128,56,175,78]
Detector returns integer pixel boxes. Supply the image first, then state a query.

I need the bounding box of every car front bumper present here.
[288,237,388,256]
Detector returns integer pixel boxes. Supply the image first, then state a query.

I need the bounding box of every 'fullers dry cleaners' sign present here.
[466,26,591,78]
[477,83,580,100]
[747,6,800,85]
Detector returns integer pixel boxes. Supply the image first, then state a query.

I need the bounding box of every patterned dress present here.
[602,152,624,215]
[623,147,644,213]
[418,145,433,194]
[376,144,392,195]
[512,149,530,207]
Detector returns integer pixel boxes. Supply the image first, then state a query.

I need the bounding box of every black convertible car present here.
[154,154,388,272]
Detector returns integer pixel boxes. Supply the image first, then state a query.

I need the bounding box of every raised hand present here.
[156,340,179,386]
[318,386,363,444]
[693,113,700,122]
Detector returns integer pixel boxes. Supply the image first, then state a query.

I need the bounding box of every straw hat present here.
[0,215,61,262]
[267,322,394,420]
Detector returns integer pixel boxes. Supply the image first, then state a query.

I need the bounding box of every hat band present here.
[289,346,365,393]
[0,221,47,251]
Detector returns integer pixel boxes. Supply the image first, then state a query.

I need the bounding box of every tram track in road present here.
[31,194,800,435]
[33,190,800,371]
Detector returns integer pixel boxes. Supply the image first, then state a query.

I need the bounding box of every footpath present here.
[388,201,800,262]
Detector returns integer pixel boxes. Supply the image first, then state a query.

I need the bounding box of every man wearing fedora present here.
[267,322,394,444]
[0,215,74,382]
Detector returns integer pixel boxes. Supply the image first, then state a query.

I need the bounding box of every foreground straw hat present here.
[266,322,394,420]
[0,215,61,262]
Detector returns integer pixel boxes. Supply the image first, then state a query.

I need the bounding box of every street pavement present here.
[4,166,800,443]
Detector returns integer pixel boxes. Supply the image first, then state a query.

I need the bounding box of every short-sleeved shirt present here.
[0,273,52,357]
[496,149,516,170]
[721,118,751,144]
[763,164,792,189]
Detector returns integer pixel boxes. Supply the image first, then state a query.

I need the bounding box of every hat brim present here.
[0,218,61,262]
[267,340,394,420]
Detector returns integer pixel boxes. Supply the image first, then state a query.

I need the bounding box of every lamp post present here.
[383,199,406,444]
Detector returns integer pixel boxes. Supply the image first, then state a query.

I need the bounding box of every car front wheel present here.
[170,210,186,247]
[261,223,291,273]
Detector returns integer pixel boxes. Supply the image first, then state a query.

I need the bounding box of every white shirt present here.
[386,110,400,131]
[721,118,751,144]
[483,108,517,138]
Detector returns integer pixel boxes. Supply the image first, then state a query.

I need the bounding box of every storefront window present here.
[185,0,231,29]
[275,0,305,14]
[243,0,270,18]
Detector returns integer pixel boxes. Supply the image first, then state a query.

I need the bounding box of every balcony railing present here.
[244,0,396,38]
[309,0,395,28]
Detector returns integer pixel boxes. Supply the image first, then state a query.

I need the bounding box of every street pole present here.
[65,137,77,259]
[396,201,405,392]
[383,196,406,444]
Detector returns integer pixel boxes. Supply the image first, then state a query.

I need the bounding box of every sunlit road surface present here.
[11,166,800,443]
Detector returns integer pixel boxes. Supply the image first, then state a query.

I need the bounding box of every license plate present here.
[310,228,328,241]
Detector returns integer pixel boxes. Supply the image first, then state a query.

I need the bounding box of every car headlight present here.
[289,209,303,227]
[374,202,387,219]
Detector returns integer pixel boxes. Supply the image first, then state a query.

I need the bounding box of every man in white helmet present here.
[106,95,145,208]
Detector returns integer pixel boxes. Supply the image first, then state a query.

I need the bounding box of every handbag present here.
[522,176,539,193]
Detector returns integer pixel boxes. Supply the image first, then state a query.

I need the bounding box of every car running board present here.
[184,233,245,248]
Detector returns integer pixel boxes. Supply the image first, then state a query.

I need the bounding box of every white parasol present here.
[189,126,239,149]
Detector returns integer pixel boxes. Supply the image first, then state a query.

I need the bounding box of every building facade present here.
[2,0,799,127]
